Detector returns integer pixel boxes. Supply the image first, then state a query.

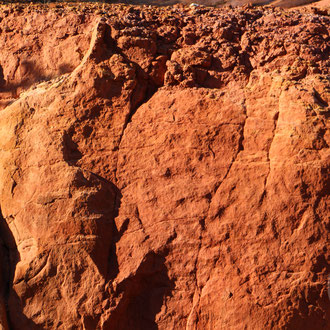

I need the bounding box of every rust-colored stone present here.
[0,3,329,329]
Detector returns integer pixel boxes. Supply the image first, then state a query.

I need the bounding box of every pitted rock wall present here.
[0,3,329,329]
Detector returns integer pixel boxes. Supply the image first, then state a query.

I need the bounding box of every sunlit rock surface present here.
[0,3,329,329]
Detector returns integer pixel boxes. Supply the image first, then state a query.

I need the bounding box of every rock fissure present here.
[185,218,205,330]
[114,84,159,183]
[260,86,282,205]
[209,99,248,214]
[186,98,249,328]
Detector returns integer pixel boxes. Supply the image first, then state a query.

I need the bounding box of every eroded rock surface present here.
[0,3,329,329]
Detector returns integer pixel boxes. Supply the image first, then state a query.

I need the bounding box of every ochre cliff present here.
[0,3,329,329]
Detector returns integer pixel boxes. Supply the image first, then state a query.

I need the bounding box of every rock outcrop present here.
[0,3,329,329]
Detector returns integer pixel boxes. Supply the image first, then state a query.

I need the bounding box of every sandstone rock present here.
[0,3,329,329]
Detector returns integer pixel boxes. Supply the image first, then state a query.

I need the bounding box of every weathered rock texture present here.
[0,3,329,329]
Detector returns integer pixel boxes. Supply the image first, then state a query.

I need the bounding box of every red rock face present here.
[0,3,329,329]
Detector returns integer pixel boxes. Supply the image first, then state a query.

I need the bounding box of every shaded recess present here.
[103,252,175,330]
[0,209,39,329]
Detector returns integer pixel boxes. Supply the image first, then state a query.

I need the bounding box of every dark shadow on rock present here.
[103,251,175,330]
[87,172,123,281]
[62,130,83,165]
[58,63,75,75]
[0,208,41,329]
[0,59,75,96]
[68,169,123,280]
[106,189,123,282]
[0,65,5,89]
